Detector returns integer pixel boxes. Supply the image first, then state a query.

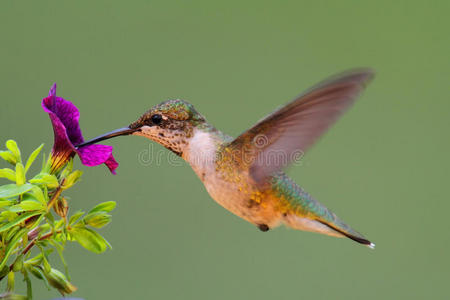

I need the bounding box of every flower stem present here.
[0,231,56,282]
[47,180,65,210]
[22,232,54,256]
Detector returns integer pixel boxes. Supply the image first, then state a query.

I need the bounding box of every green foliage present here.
[88,201,116,214]
[0,185,33,199]
[69,227,111,254]
[5,141,21,164]
[24,144,43,174]
[0,141,116,299]
[61,170,82,190]
[0,169,16,182]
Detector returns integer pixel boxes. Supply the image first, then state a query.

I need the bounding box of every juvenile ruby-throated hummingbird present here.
[78,69,375,248]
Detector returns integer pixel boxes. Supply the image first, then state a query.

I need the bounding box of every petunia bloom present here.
[42,83,118,174]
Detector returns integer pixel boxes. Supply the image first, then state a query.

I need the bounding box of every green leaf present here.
[25,143,44,173]
[7,193,45,212]
[15,200,45,212]
[68,210,84,226]
[59,159,73,180]
[41,153,46,171]
[0,168,16,182]
[22,227,28,245]
[88,201,116,214]
[54,219,65,230]
[0,228,28,270]
[6,205,25,213]
[0,211,18,223]
[92,228,111,249]
[28,186,46,206]
[0,183,33,199]
[0,200,13,209]
[43,185,49,202]
[6,140,21,163]
[84,212,112,228]
[69,227,110,254]
[24,249,53,266]
[7,271,15,292]
[0,211,41,233]
[12,254,23,272]
[55,231,67,245]
[5,226,21,243]
[41,154,52,174]
[0,151,17,165]
[45,212,55,227]
[14,163,25,186]
[42,256,51,274]
[29,174,59,189]
[38,223,51,234]
[61,170,82,190]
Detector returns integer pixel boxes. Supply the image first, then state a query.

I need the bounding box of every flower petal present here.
[104,155,119,175]
[77,145,118,174]
[42,92,77,171]
[42,84,84,146]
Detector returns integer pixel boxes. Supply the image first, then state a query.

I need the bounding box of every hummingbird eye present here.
[151,114,163,125]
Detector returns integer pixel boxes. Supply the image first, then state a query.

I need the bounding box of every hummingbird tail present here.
[273,173,374,248]
[283,214,375,249]
[316,220,375,249]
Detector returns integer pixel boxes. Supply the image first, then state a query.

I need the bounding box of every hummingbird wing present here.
[229,69,374,183]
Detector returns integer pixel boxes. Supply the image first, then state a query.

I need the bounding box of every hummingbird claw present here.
[258,224,270,232]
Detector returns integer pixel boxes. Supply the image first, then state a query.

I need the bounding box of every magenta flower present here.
[42,83,118,174]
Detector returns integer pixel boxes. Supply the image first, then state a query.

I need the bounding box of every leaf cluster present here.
[0,141,116,299]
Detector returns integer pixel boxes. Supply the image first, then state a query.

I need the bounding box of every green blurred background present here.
[1,1,449,299]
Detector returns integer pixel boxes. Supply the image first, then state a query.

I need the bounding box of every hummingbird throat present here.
[135,125,191,156]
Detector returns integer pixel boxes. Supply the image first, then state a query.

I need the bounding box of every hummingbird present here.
[77,69,375,248]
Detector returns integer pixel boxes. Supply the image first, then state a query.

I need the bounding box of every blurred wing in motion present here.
[229,69,374,183]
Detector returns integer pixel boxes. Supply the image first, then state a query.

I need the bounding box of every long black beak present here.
[75,127,140,148]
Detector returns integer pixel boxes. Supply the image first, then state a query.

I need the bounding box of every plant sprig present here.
[0,140,116,299]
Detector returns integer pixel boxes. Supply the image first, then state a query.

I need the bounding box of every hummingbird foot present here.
[258,224,270,232]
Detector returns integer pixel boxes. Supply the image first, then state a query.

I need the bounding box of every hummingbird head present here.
[76,99,208,156]
[76,99,209,156]
[128,99,207,155]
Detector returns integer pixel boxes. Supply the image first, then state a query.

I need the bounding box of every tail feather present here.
[317,220,375,249]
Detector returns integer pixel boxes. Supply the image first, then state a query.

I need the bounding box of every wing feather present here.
[229,69,374,183]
